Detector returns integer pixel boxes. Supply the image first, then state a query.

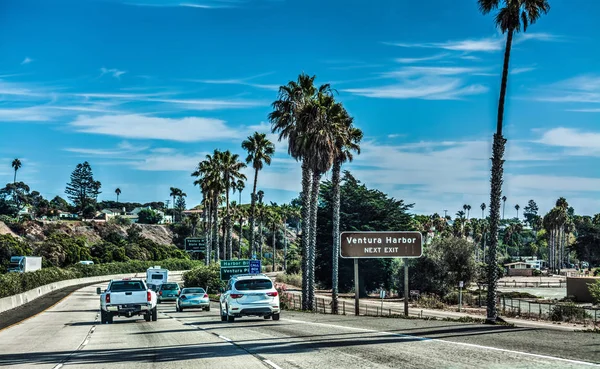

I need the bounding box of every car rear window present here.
[234,279,273,291]
[161,283,179,290]
[182,288,205,294]
[110,281,145,291]
[151,274,165,280]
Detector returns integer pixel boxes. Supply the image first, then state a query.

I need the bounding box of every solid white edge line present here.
[282,318,600,367]
[82,339,89,346]
[218,335,232,342]
[52,364,63,369]
[263,359,283,369]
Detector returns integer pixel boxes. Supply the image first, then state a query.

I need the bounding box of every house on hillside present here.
[131,207,172,224]
[504,262,536,277]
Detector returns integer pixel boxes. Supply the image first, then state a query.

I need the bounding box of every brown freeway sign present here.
[340,231,423,258]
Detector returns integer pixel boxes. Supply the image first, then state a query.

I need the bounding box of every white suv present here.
[219,274,280,322]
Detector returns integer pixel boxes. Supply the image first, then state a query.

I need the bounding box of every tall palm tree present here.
[235,179,245,205]
[480,203,486,219]
[242,132,275,259]
[169,187,181,221]
[269,73,331,310]
[279,203,292,271]
[267,205,281,272]
[479,0,550,324]
[11,158,22,184]
[115,188,121,204]
[330,108,362,314]
[300,90,344,310]
[467,205,472,219]
[515,204,520,219]
[220,150,247,260]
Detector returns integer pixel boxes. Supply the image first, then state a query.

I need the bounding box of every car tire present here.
[175,304,179,312]
[205,305,211,312]
[220,305,227,322]
[151,307,158,322]
[100,310,108,324]
[179,306,184,312]
[107,312,114,324]
[157,299,162,304]
[144,312,151,322]
[226,306,235,322]
[272,313,280,321]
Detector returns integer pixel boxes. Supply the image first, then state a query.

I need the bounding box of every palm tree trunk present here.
[249,168,259,258]
[331,161,341,314]
[212,196,219,263]
[206,200,212,265]
[13,170,17,184]
[283,222,288,271]
[486,28,513,325]
[259,219,264,260]
[272,225,276,272]
[300,161,312,310]
[239,216,243,258]
[225,187,231,260]
[307,170,320,312]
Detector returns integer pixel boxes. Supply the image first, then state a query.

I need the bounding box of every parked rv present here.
[7,256,42,273]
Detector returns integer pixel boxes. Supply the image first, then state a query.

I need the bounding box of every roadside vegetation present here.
[0,258,202,299]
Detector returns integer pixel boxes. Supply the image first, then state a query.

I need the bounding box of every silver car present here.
[176,287,210,312]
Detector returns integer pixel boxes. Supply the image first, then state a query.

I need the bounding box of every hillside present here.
[0,220,174,246]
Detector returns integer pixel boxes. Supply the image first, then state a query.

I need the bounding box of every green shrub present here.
[549,302,590,322]
[182,263,224,294]
[443,291,475,306]
[532,269,542,276]
[588,279,600,305]
[415,293,445,310]
[275,273,302,287]
[286,260,301,274]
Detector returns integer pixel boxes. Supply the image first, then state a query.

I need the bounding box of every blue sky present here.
[1,0,600,216]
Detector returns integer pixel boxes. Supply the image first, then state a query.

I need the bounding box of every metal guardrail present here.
[501,296,600,326]
[497,281,565,288]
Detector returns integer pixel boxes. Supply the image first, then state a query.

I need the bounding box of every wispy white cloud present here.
[67,114,242,142]
[383,33,561,53]
[395,53,449,64]
[123,0,242,8]
[100,67,127,79]
[532,74,600,105]
[149,98,266,110]
[344,66,488,100]
[21,57,33,65]
[186,72,280,91]
[64,141,148,156]
[511,67,536,75]
[534,127,600,156]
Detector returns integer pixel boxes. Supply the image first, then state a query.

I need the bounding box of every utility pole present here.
[443,210,448,218]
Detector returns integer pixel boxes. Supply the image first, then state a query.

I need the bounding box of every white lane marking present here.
[90,326,96,333]
[82,339,89,346]
[218,335,232,342]
[282,318,600,367]
[52,364,63,369]
[263,359,283,369]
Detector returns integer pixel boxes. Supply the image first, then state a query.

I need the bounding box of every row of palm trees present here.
[460,201,521,221]
[268,73,363,312]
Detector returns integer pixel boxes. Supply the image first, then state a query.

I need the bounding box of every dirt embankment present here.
[0,220,174,245]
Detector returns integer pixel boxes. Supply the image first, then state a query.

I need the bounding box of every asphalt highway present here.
[1,282,599,369]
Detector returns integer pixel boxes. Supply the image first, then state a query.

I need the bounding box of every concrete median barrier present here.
[0,271,185,314]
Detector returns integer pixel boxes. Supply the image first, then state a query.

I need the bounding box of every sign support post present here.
[404,258,409,317]
[354,258,359,316]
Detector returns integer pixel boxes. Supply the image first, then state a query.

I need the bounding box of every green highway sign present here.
[185,237,206,252]
[220,259,260,280]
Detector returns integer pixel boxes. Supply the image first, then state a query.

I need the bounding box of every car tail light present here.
[177,291,180,295]
[203,294,208,298]
[106,293,111,303]
[147,291,152,302]
[266,291,278,297]
[230,294,243,299]
[180,295,187,299]
[159,291,162,296]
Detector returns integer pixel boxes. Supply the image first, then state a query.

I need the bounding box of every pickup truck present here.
[97,278,157,324]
